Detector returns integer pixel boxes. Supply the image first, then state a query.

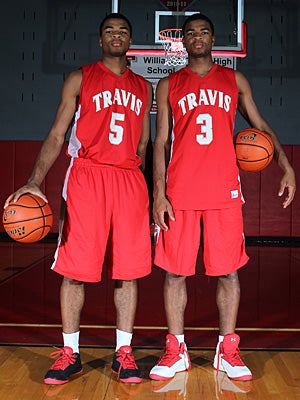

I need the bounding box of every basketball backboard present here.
[111,0,246,58]
[111,0,246,113]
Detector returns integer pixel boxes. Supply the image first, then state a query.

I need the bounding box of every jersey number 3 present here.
[196,113,213,145]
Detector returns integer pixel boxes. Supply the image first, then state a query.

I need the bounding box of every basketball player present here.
[150,13,296,381]
[4,13,153,384]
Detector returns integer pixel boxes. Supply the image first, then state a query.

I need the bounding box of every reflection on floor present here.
[0,346,299,399]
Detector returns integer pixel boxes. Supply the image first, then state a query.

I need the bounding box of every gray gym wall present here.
[0,0,299,143]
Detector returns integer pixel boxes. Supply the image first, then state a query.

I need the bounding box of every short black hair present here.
[99,13,132,37]
[182,13,214,36]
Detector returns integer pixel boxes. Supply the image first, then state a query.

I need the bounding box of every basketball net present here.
[159,28,187,66]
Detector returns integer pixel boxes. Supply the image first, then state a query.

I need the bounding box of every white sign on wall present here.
[128,55,236,113]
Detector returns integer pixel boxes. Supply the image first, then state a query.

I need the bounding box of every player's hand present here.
[4,183,47,209]
[278,168,296,208]
[153,196,175,231]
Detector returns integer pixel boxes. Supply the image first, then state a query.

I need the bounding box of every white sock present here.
[63,331,80,353]
[116,329,132,351]
[175,334,185,345]
[218,335,224,343]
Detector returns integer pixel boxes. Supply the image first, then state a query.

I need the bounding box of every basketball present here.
[234,128,274,172]
[2,193,53,243]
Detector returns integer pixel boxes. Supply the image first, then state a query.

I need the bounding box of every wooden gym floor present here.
[0,346,300,399]
[0,239,300,399]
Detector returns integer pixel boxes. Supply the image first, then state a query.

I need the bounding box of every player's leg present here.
[217,271,240,335]
[45,160,111,385]
[164,272,187,335]
[202,207,252,381]
[150,210,200,380]
[110,168,151,383]
[111,279,141,382]
[60,277,85,334]
[44,277,84,385]
[114,279,137,335]
[214,273,252,381]
[149,272,191,381]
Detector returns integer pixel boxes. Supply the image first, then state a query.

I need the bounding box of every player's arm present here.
[4,69,82,208]
[153,77,174,230]
[235,70,296,208]
[137,80,153,171]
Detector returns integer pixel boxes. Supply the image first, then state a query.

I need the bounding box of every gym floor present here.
[0,239,300,399]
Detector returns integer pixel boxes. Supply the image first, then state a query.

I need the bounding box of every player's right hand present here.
[4,183,47,209]
[153,197,175,231]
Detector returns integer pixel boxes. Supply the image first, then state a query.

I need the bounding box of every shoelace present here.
[158,343,184,366]
[49,347,76,370]
[117,351,138,371]
[222,348,244,366]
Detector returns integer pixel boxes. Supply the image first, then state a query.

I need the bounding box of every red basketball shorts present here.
[52,158,152,282]
[154,207,249,276]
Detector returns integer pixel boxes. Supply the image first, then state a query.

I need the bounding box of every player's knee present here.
[218,271,240,288]
[63,276,84,285]
[166,272,186,284]
[115,279,136,288]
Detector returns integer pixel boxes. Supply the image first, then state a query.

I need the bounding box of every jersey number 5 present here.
[109,112,125,145]
[196,113,213,145]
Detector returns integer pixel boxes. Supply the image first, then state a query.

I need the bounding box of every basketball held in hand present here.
[2,193,53,243]
[234,128,274,172]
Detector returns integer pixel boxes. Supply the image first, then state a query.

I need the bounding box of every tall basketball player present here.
[150,13,296,381]
[5,13,153,384]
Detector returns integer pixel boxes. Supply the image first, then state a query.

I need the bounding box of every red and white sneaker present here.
[149,334,191,381]
[213,333,252,381]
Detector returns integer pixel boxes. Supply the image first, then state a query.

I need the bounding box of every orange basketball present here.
[2,193,53,243]
[234,128,274,172]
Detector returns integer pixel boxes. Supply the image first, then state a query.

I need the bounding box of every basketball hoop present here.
[158,28,187,66]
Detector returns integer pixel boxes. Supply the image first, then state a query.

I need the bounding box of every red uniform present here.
[167,64,243,210]
[67,61,147,168]
[154,64,249,276]
[52,62,152,282]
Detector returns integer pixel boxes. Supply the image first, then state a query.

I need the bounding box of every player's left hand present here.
[278,168,296,208]
[153,196,175,231]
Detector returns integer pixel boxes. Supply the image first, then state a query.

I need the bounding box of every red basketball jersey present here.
[67,61,148,168]
[166,64,243,209]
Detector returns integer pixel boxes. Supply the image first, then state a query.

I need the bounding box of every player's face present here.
[183,19,215,57]
[99,18,132,56]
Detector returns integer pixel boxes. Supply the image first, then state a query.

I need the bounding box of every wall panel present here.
[1,141,298,238]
